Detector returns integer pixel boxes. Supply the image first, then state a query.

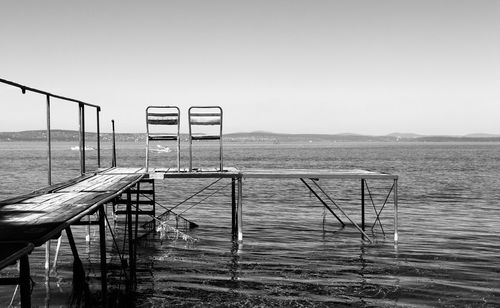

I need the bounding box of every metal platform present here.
[144,167,399,244]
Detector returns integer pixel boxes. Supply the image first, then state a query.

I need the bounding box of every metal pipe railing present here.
[0,77,102,183]
[46,95,52,185]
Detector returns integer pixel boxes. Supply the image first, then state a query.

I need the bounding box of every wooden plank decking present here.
[0,168,144,245]
[0,167,146,306]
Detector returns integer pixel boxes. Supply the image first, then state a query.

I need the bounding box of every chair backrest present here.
[188,106,223,171]
[188,107,222,132]
[146,106,180,130]
[145,106,181,172]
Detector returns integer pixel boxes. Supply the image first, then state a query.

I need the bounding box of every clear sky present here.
[1,0,499,135]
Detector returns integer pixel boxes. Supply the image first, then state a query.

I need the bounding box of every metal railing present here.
[0,77,101,185]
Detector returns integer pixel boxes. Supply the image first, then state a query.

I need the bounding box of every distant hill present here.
[1,130,500,143]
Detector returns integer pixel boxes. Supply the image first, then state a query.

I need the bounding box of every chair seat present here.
[148,135,178,141]
[191,135,221,141]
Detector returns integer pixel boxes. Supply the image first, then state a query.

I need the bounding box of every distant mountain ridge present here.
[1,130,500,142]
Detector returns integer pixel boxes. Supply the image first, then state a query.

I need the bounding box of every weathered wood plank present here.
[0,172,145,245]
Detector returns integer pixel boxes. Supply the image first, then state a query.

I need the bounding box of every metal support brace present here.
[309,179,373,243]
[368,181,395,236]
[300,178,345,227]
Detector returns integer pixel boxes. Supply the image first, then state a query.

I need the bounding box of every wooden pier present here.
[0,167,398,306]
[0,78,400,307]
[0,167,145,307]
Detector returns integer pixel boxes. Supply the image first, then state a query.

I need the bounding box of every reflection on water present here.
[1,141,500,307]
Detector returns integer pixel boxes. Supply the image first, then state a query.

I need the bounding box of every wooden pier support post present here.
[98,205,107,304]
[19,255,31,308]
[394,179,399,243]
[237,176,243,242]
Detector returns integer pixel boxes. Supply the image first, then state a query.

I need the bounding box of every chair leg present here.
[177,139,181,171]
[189,138,193,172]
[145,139,149,172]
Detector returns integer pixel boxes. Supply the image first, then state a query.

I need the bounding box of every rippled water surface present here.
[1,141,500,307]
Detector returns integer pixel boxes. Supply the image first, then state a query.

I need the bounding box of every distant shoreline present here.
[1,130,500,143]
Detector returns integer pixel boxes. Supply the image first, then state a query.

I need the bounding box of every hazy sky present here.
[1,0,499,135]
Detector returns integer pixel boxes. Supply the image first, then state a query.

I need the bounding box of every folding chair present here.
[188,106,223,172]
[145,106,181,172]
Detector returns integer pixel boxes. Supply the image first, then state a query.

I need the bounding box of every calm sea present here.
[1,141,499,307]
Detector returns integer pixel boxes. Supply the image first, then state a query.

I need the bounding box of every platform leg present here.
[361,179,365,231]
[86,216,91,243]
[19,255,31,308]
[52,236,62,274]
[44,241,50,277]
[126,189,135,289]
[231,178,236,237]
[237,177,243,242]
[394,179,399,243]
[66,227,82,264]
[99,205,107,305]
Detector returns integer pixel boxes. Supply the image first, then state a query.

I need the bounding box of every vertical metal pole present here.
[112,120,117,168]
[97,108,101,169]
[152,180,156,229]
[219,108,223,172]
[188,108,193,172]
[45,95,52,282]
[231,178,236,236]
[145,108,149,172]
[46,95,52,185]
[82,105,89,243]
[135,182,140,250]
[98,205,107,304]
[19,255,31,308]
[176,107,181,171]
[237,176,243,242]
[394,179,399,243]
[126,189,135,288]
[361,179,365,231]
[79,104,86,175]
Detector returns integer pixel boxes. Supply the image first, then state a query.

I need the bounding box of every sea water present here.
[1,141,499,307]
